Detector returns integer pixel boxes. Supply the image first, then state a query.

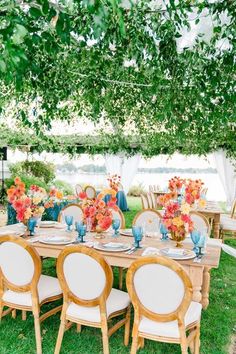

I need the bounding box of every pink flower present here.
[98,216,112,230]
[79,191,87,199]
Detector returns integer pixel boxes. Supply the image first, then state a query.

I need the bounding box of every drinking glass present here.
[78,224,87,243]
[65,215,73,232]
[112,219,121,237]
[160,223,168,241]
[190,230,201,254]
[132,226,143,248]
[198,234,206,255]
[28,218,37,236]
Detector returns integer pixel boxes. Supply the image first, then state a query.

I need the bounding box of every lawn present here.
[0,197,235,354]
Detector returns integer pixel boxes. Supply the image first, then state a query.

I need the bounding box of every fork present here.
[125,247,136,255]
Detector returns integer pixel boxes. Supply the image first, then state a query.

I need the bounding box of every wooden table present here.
[29,228,222,310]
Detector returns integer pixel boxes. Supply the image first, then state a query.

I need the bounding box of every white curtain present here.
[105,154,141,194]
[213,150,236,208]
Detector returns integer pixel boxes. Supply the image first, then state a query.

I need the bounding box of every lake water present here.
[57,172,226,202]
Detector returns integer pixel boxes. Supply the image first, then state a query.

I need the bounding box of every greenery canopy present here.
[0,0,235,157]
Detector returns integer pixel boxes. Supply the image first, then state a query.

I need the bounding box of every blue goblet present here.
[132,226,143,248]
[190,230,201,254]
[65,215,73,232]
[28,218,37,236]
[78,224,87,243]
[160,223,168,241]
[197,234,206,256]
[112,219,121,238]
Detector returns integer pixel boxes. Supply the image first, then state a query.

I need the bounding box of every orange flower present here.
[14,177,21,185]
[56,191,63,199]
[98,200,105,209]
[96,213,104,220]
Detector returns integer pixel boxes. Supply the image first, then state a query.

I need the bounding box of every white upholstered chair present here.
[126,256,202,354]
[54,246,131,354]
[133,209,162,235]
[146,192,153,208]
[75,184,83,196]
[0,236,62,354]
[140,194,149,210]
[84,185,96,199]
[220,199,236,239]
[109,207,126,229]
[150,192,157,209]
[190,211,211,236]
[58,204,83,224]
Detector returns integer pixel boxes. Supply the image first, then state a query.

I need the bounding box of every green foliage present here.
[0,1,235,157]
[127,183,146,197]
[5,175,48,191]
[53,179,74,195]
[9,160,55,184]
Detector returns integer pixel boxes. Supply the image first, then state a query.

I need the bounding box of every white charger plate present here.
[120,229,133,237]
[94,243,131,252]
[39,237,73,245]
[160,248,195,260]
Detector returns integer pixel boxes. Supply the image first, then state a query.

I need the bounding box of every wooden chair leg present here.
[54,319,66,354]
[76,323,81,333]
[12,309,16,319]
[33,313,42,354]
[0,301,3,321]
[130,333,139,354]
[22,310,27,320]
[194,325,200,354]
[124,306,131,346]
[101,320,109,354]
[118,267,123,290]
[139,337,144,349]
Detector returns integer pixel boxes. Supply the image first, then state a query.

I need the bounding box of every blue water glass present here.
[198,234,206,255]
[160,223,168,241]
[75,221,83,232]
[28,218,37,236]
[112,219,121,237]
[132,226,143,248]
[65,215,73,232]
[190,230,201,254]
[78,224,87,243]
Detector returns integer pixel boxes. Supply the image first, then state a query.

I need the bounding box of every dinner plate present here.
[94,243,131,252]
[39,237,73,245]
[0,230,24,237]
[160,248,195,260]
[120,229,133,237]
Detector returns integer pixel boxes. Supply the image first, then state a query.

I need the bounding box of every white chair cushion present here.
[139,301,202,338]
[220,215,236,231]
[3,275,62,307]
[66,288,130,323]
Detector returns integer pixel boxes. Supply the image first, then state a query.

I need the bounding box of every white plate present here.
[39,237,73,245]
[0,230,24,237]
[160,248,196,260]
[94,243,131,252]
[120,229,133,237]
[40,221,56,228]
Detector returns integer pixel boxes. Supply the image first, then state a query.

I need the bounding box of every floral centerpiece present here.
[107,174,121,192]
[158,177,206,247]
[7,177,46,224]
[44,187,64,209]
[79,188,118,233]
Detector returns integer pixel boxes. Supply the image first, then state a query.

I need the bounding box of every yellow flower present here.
[198,199,206,209]
[180,203,191,215]
[38,206,45,214]
[32,197,42,205]
[24,207,32,219]
[172,217,184,227]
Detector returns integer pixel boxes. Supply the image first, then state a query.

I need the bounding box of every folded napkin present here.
[167,248,185,256]
[142,247,160,256]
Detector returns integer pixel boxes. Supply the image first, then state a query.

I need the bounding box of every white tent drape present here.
[105,154,141,194]
[213,150,236,208]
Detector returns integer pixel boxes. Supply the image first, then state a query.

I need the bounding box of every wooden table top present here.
[27,227,222,269]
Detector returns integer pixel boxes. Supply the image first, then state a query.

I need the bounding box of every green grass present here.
[0,197,235,354]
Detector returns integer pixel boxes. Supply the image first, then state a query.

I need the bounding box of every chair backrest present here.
[75,184,83,196]
[0,236,41,294]
[140,194,149,210]
[58,204,83,224]
[126,256,192,323]
[109,207,126,229]
[57,246,113,308]
[133,209,162,233]
[230,199,236,219]
[190,211,210,236]
[146,192,153,208]
[150,192,157,209]
[149,185,153,192]
[84,185,96,199]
